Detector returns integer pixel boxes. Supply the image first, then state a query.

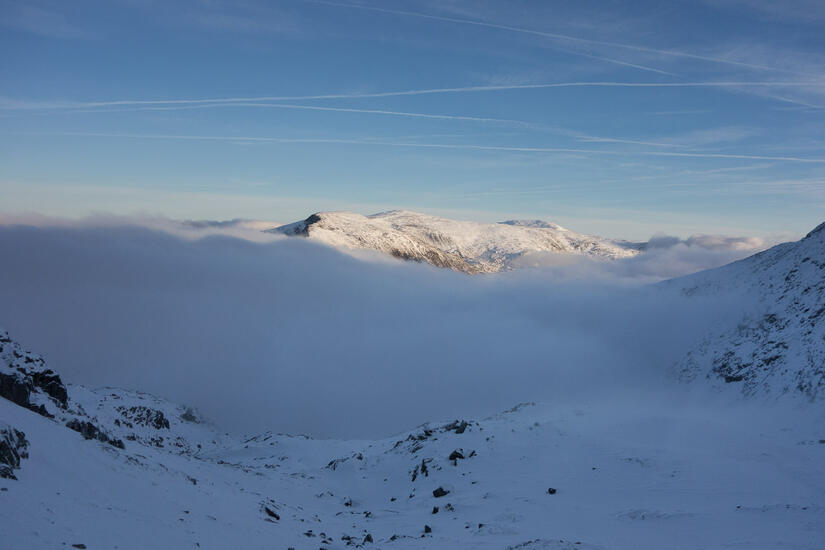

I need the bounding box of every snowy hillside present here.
[3,329,825,549]
[671,222,825,399]
[270,210,638,273]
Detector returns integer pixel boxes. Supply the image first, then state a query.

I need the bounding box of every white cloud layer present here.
[0,218,763,437]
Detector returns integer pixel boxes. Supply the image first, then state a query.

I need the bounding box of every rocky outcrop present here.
[0,424,29,480]
[0,329,68,418]
[65,419,125,449]
[115,405,170,430]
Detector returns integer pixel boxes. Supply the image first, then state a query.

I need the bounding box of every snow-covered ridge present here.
[270,210,638,273]
[669,221,825,399]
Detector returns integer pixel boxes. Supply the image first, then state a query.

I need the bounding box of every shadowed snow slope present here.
[670,222,825,399]
[2,329,824,550]
[271,210,638,273]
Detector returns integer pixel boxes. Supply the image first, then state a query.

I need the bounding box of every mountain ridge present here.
[270,210,639,273]
[670,222,825,399]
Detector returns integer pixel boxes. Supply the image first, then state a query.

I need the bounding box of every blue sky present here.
[1,0,824,239]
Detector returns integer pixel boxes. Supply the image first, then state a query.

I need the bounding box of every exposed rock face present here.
[0,424,29,479]
[65,419,125,449]
[270,210,637,273]
[115,405,170,430]
[671,221,825,399]
[0,329,68,418]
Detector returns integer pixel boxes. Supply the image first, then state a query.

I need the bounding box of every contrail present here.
[305,0,785,73]
[67,102,535,126]
[19,104,685,147]
[2,81,822,110]
[558,49,676,76]
[12,131,825,163]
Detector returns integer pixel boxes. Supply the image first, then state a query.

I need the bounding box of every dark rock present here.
[443,420,470,434]
[0,373,54,418]
[432,506,439,514]
[0,331,68,415]
[448,450,465,461]
[433,487,449,498]
[116,405,170,430]
[28,369,68,407]
[363,533,373,544]
[410,457,433,482]
[424,525,432,534]
[65,419,125,449]
[0,425,29,480]
[71,545,87,549]
[547,487,557,495]
[180,407,199,423]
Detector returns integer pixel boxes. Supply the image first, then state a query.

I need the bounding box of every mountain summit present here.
[270,210,637,273]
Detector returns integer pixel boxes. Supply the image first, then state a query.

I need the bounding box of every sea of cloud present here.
[0,216,771,437]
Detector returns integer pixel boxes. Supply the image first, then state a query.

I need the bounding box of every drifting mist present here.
[0,218,759,437]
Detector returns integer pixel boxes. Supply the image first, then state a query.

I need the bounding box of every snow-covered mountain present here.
[3,325,825,549]
[270,210,638,273]
[670,222,825,400]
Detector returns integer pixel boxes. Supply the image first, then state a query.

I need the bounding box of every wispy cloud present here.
[304,0,790,73]
[553,49,676,76]
[706,0,825,25]
[63,102,537,126]
[3,81,824,111]
[10,130,824,164]
[0,0,88,39]
[660,126,761,148]
[647,109,713,116]
[5,100,748,149]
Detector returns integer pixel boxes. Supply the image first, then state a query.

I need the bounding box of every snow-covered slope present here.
[3,330,825,549]
[670,222,825,399]
[0,328,229,456]
[270,210,638,273]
